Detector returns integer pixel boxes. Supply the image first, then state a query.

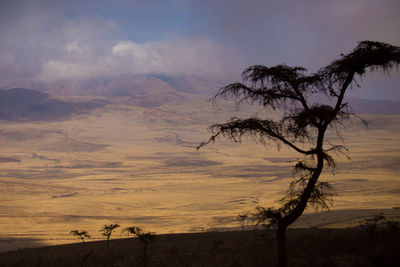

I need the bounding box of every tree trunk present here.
[277,224,287,267]
[143,244,148,267]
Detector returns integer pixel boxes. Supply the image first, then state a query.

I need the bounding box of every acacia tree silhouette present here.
[100,224,120,248]
[123,226,154,267]
[70,230,90,247]
[198,40,400,267]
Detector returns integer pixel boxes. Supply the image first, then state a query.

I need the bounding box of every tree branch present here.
[197,117,316,155]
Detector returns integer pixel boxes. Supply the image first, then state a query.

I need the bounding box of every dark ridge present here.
[347,97,400,115]
[0,88,106,122]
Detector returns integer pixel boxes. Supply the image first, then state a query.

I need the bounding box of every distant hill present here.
[0,75,222,97]
[0,75,222,108]
[0,88,107,122]
[1,76,399,114]
[309,95,400,115]
[347,97,400,115]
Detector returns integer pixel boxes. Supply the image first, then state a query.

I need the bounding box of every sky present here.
[0,0,400,100]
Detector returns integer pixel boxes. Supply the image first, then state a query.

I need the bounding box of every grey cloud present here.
[36,38,238,82]
[0,1,240,83]
[0,1,117,81]
[190,0,400,67]
[188,0,400,99]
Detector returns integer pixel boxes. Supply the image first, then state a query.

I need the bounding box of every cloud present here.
[191,0,400,66]
[0,1,240,83]
[112,38,239,77]
[36,38,240,82]
[188,0,400,100]
[0,5,118,81]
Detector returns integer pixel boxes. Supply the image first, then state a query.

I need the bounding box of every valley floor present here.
[1,95,399,255]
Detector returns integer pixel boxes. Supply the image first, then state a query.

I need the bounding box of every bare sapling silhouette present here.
[123,226,154,267]
[198,40,400,267]
[100,224,120,248]
[237,214,249,231]
[70,230,90,247]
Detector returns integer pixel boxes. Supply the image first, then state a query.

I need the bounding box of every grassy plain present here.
[0,93,399,251]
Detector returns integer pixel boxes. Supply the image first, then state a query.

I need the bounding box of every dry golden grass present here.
[0,94,399,251]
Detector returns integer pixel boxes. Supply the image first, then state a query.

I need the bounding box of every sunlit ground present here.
[0,95,399,250]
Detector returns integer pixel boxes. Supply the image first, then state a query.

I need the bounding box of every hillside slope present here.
[0,88,107,121]
[0,228,399,267]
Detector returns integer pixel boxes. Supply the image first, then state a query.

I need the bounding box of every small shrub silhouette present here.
[100,224,120,248]
[237,214,249,231]
[70,230,90,247]
[123,226,154,267]
[386,220,399,231]
[359,214,400,239]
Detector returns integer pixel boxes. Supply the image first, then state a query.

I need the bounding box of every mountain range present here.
[0,74,399,122]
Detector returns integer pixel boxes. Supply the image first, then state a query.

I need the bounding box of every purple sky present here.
[1,0,399,100]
